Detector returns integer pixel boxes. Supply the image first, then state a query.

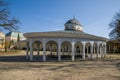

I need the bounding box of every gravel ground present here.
[0,51,120,80]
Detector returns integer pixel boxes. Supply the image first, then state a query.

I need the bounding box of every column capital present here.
[72,39,75,42]
[29,39,33,42]
[71,39,75,45]
[103,42,106,45]
[90,42,94,46]
[42,38,46,44]
[81,41,86,46]
[58,38,62,45]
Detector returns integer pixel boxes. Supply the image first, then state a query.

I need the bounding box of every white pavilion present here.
[24,18,108,61]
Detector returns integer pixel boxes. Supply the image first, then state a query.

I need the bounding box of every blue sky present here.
[6,0,120,38]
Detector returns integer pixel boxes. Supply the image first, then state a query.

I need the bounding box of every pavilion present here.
[24,18,108,61]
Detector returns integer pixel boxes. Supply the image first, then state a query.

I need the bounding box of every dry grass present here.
[0,51,120,80]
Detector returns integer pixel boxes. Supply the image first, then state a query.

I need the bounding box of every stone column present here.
[58,39,61,61]
[101,45,104,58]
[90,42,93,59]
[82,42,85,60]
[43,38,46,61]
[29,40,33,61]
[97,43,99,59]
[94,46,96,58]
[104,43,107,58]
[99,45,102,58]
[26,41,29,60]
[71,40,75,61]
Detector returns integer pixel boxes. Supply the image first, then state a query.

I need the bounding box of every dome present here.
[64,17,83,31]
[66,18,80,25]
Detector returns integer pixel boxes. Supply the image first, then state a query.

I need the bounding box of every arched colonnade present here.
[26,38,106,61]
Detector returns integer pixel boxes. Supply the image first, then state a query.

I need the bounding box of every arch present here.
[61,41,71,59]
[32,40,42,50]
[32,40,42,60]
[46,40,58,60]
[85,42,91,57]
[46,39,58,45]
[33,40,42,49]
[75,41,83,59]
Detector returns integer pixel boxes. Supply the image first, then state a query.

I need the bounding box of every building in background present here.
[5,31,26,49]
[0,32,5,48]
[6,31,26,42]
[107,40,120,53]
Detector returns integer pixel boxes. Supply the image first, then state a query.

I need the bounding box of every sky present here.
[5,0,120,38]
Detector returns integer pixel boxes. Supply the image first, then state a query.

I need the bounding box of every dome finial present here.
[73,16,75,19]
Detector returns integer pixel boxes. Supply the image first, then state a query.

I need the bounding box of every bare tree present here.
[0,0,19,52]
[109,11,120,40]
[109,11,120,53]
[0,0,19,31]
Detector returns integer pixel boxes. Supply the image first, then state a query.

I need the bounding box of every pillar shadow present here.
[0,55,27,62]
[0,54,89,62]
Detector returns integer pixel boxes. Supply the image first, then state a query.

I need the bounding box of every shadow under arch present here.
[60,41,72,60]
[85,42,91,58]
[61,41,71,55]
[46,40,58,61]
[75,41,83,59]
[99,43,103,54]
[32,40,43,61]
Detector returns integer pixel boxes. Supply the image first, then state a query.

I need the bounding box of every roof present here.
[24,30,108,42]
